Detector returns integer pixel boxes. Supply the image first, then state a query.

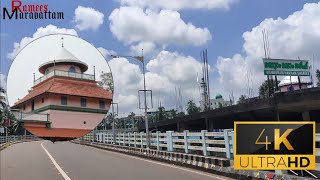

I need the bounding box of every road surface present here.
[1,141,233,180]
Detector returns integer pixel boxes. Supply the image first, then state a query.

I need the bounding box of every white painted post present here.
[140,132,144,148]
[128,133,131,147]
[224,129,231,158]
[102,133,105,143]
[183,130,189,153]
[118,133,121,145]
[201,130,208,156]
[156,131,160,150]
[134,132,137,148]
[167,131,173,152]
[123,132,125,146]
[230,130,234,157]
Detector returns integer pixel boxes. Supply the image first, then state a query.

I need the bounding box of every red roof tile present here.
[14,76,112,106]
[26,127,90,138]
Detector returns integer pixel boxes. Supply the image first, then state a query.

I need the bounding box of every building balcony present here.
[34,70,95,86]
[12,110,49,122]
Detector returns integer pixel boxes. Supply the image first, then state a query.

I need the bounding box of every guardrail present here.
[83,129,234,158]
[34,70,95,85]
[0,135,38,144]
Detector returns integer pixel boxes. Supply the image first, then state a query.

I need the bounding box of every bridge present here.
[143,87,320,132]
[1,129,319,180]
[1,139,232,180]
[1,89,319,179]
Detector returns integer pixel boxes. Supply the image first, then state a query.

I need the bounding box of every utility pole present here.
[111,102,118,144]
[110,53,152,149]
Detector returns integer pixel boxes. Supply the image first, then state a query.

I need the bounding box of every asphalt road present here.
[1,141,233,180]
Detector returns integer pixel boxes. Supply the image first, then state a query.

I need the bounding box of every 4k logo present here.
[234,122,315,170]
[255,128,294,150]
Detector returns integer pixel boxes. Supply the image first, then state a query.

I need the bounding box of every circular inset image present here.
[7,34,113,142]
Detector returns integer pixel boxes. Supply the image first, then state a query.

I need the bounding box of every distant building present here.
[200,94,232,111]
[211,94,232,109]
[199,76,231,110]
[12,42,112,141]
[278,76,311,92]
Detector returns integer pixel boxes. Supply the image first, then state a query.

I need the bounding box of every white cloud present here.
[108,57,142,113]
[97,47,117,59]
[130,42,156,56]
[215,2,320,100]
[147,51,203,85]
[146,51,204,110]
[0,74,6,89]
[74,6,104,31]
[116,0,237,11]
[108,50,204,114]
[109,7,212,47]
[7,25,78,60]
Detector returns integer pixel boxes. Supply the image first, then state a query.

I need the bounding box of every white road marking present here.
[41,142,71,180]
[88,144,229,180]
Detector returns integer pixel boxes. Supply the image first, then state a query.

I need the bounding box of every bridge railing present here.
[0,135,38,144]
[83,129,234,158]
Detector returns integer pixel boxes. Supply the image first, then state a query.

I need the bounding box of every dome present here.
[278,76,310,87]
[215,94,223,99]
[38,47,88,74]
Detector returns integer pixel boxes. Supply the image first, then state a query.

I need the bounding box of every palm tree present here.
[186,100,200,115]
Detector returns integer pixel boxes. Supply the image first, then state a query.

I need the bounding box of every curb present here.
[0,139,39,151]
[72,140,315,180]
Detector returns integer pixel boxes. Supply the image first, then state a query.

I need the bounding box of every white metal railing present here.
[34,70,95,85]
[83,131,320,160]
[0,135,38,144]
[83,129,234,158]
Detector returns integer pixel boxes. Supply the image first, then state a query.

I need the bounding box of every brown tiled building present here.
[12,45,112,141]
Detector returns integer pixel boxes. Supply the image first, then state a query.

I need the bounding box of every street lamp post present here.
[111,102,118,144]
[111,54,150,149]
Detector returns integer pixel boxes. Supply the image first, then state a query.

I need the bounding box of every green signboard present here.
[263,58,310,76]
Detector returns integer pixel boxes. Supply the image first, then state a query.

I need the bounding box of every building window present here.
[69,66,76,73]
[31,100,35,111]
[61,96,67,105]
[81,98,87,107]
[99,100,105,109]
[23,105,25,110]
[42,98,45,103]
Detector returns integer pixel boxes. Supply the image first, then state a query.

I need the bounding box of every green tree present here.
[168,109,177,119]
[238,95,247,104]
[128,112,136,130]
[128,112,135,118]
[177,111,185,117]
[158,106,166,121]
[186,100,200,115]
[316,69,320,86]
[97,71,114,93]
[259,80,280,97]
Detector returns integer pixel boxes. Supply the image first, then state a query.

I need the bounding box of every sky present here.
[1,0,320,115]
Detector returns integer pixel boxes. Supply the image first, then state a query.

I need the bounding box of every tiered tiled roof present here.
[13,76,112,107]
